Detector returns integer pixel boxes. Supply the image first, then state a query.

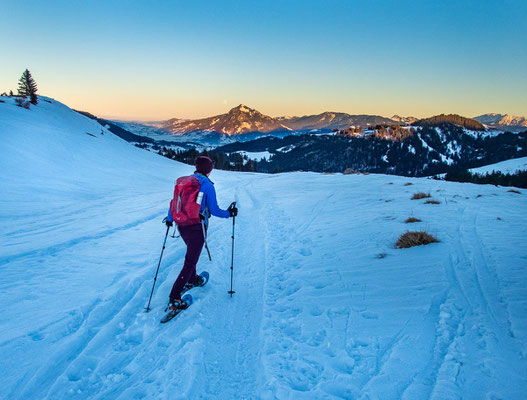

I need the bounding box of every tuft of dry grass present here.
[396,231,439,248]
[508,189,521,194]
[343,168,360,175]
[405,217,422,223]
[404,182,413,186]
[424,199,440,204]
[411,192,431,200]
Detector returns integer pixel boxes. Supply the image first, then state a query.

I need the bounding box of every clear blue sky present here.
[1,0,526,120]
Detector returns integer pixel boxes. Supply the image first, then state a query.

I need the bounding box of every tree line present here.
[441,167,527,189]
[413,114,485,131]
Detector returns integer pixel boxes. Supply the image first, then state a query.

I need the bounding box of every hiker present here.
[164,156,238,311]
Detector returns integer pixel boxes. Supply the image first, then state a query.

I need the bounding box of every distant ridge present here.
[278,112,395,131]
[413,114,485,131]
[153,106,526,138]
[474,113,527,132]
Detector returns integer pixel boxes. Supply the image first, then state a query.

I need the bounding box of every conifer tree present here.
[17,69,38,105]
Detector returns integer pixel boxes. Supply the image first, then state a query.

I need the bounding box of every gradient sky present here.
[2,0,526,120]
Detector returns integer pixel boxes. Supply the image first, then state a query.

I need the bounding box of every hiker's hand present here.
[228,203,238,217]
[163,217,173,227]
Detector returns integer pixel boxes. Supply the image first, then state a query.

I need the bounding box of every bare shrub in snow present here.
[424,199,440,204]
[405,217,422,223]
[411,192,431,200]
[396,231,439,248]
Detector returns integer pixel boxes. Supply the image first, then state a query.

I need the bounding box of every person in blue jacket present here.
[165,156,237,310]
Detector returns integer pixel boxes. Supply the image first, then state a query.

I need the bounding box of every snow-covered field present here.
[1,97,527,399]
[470,156,527,175]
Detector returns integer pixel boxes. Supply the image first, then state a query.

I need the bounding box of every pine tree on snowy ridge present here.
[16,69,38,108]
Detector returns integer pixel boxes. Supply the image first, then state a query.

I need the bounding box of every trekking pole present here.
[145,225,170,312]
[228,202,236,297]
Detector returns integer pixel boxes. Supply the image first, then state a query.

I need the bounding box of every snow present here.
[232,150,272,161]
[446,141,461,158]
[276,144,295,153]
[418,133,454,165]
[1,96,527,399]
[462,127,505,139]
[470,156,527,175]
[236,121,252,133]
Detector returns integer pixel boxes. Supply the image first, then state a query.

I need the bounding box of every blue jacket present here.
[167,173,230,225]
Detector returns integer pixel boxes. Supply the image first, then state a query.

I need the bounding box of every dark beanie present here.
[195,156,214,175]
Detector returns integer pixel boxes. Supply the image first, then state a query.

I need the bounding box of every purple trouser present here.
[169,223,205,302]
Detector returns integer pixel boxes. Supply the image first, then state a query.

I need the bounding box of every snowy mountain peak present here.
[231,104,252,113]
[391,115,417,124]
[158,104,291,135]
[474,113,527,132]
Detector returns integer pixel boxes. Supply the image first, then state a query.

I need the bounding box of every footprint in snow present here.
[28,331,44,341]
[361,311,379,320]
[306,329,327,347]
[299,247,312,256]
[331,358,356,374]
[310,305,324,316]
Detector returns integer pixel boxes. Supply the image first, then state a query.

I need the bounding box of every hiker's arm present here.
[206,186,230,218]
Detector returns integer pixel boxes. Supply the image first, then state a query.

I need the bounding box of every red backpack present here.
[170,176,202,226]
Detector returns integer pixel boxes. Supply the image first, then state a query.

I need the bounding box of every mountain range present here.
[473,113,527,132]
[163,123,527,177]
[276,112,396,131]
[152,105,526,136]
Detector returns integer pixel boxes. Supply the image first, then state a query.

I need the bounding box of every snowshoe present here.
[181,271,209,295]
[160,294,193,323]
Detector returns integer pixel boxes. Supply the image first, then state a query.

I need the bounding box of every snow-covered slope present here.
[470,156,527,175]
[1,96,527,399]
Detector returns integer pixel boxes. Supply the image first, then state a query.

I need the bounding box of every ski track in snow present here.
[1,97,527,399]
[2,175,527,400]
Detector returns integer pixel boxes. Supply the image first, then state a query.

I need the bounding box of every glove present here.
[162,217,173,227]
[228,203,238,217]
